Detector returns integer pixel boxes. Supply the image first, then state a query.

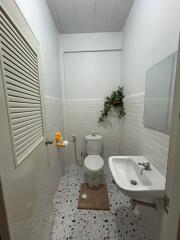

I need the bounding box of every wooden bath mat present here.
[78,183,110,211]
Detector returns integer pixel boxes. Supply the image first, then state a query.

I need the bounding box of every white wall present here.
[60,33,123,165]
[64,51,122,99]
[65,99,122,166]
[122,0,180,96]
[44,96,65,188]
[61,32,122,52]
[122,1,180,239]
[64,51,122,165]
[122,0,180,180]
[15,0,62,98]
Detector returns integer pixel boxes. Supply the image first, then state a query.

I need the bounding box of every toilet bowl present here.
[84,155,104,172]
[84,132,104,189]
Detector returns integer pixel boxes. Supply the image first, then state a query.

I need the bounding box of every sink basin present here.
[108,156,165,199]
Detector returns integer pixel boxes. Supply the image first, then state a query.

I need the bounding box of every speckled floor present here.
[51,165,149,240]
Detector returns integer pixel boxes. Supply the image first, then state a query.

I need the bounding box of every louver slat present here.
[10,107,42,114]
[2,54,39,81]
[0,8,44,165]
[4,61,39,85]
[11,113,42,125]
[15,130,43,151]
[10,111,42,119]
[5,68,39,89]
[14,128,43,147]
[12,117,42,131]
[16,133,43,160]
[7,89,40,101]
[13,121,43,137]
[0,32,38,71]
[6,76,40,94]
[1,41,38,75]
[0,14,37,62]
[9,95,40,104]
[7,84,40,98]
[14,123,43,141]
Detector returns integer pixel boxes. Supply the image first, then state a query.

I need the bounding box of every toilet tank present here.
[85,131,102,155]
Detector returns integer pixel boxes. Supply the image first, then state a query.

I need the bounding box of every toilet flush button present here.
[91,131,96,136]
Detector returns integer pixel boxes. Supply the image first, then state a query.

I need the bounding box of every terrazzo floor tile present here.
[51,165,149,240]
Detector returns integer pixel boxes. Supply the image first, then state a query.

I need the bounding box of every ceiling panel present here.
[94,0,116,32]
[110,0,135,32]
[46,0,134,33]
[53,0,77,33]
[76,0,95,33]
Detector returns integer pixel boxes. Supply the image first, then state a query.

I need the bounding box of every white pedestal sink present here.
[108,156,165,199]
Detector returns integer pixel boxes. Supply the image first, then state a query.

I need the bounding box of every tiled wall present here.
[63,93,169,176]
[62,94,169,240]
[63,99,122,166]
[120,92,170,240]
[120,92,169,177]
[44,96,65,193]
[45,96,64,138]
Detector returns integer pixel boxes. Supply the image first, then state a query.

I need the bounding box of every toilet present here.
[84,131,104,189]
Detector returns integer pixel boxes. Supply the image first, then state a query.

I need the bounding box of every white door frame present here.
[160,35,180,240]
[0,1,52,239]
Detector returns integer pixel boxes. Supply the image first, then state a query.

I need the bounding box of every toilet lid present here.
[84,155,104,172]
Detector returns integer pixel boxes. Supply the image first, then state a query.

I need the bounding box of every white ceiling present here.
[46,0,134,34]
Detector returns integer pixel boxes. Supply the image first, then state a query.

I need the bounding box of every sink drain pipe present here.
[130,198,157,211]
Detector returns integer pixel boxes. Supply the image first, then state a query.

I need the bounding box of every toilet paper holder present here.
[55,131,68,148]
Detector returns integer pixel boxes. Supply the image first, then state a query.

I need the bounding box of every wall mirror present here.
[144,52,177,134]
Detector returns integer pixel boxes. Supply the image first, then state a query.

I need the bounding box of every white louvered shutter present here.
[0,7,44,165]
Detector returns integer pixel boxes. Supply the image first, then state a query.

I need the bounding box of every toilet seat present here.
[84,155,104,172]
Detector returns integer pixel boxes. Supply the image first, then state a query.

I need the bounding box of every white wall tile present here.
[63,98,122,166]
[119,93,169,240]
[63,93,169,176]
[120,92,169,177]
[45,96,64,138]
[44,96,65,192]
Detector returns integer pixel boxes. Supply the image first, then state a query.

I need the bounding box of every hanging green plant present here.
[98,86,126,123]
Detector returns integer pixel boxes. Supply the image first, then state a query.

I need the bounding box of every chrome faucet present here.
[138,162,151,175]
